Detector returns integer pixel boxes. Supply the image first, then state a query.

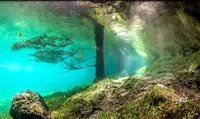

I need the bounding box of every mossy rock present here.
[10,90,50,119]
[177,71,200,89]
[67,98,94,116]
[49,77,200,119]
[121,77,144,91]
[52,98,95,119]
[158,100,200,119]
[144,85,173,106]
[44,83,92,110]
[144,50,200,79]
[99,84,199,119]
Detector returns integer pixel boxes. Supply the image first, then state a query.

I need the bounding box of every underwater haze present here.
[0,1,147,113]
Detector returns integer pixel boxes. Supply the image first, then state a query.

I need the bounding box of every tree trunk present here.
[94,22,105,81]
[116,50,124,74]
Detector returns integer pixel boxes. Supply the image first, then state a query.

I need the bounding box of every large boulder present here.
[10,90,50,119]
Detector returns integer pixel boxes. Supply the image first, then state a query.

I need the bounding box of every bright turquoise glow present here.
[0,1,96,112]
[0,1,147,112]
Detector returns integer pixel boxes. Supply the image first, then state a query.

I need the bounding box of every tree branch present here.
[61,56,96,71]
[12,33,74,51]
[63,64,95,71]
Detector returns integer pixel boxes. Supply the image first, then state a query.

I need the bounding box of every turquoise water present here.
[0,1,147,113]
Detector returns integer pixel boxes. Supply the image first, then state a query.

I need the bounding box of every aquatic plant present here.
[1,1,200,119]
[44,83,92,110]
[46,76,200,119]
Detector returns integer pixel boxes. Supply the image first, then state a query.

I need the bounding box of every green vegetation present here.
[44,76,200,119]
[144,51,200,78]
[3,76,200,119]
[44,83,92,110]
[50,79,113,118]
[0,112,12,119]
[99,84,200,119]
[176,71,200,89]
[86,1,131,26]
[2,1,200,119]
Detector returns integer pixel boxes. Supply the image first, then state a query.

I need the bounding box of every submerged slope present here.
[131,2,200,78]
[3,1,200,119]
[46,76,200,119]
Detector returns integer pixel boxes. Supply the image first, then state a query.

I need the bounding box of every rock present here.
[10,90,50,119]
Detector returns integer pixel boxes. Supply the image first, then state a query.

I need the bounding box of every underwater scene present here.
[0,1,200,119]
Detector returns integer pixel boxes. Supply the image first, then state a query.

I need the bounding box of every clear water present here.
[0,1,147,113]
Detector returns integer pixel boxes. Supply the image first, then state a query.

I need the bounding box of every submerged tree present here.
[93,20,105,80]
[11,32,96,70]
[12,19,106,82]
[11,1,131,81]
[12,33,74,63]
[11,21,105,81]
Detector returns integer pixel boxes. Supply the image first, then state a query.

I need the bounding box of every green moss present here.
[0,112,12,119]
[99,84,200,119]
[117,85,177,119]
[88,1,131,26]
[144,85,173,106]
[50,79,114,119]
[44,83,92,110]
[47,77,200,119]
[145,50,200,79]
[158,100,200,119]
[121,77,144,92]
[53,98,94,119]
[33,105,43,114]
[176,71,200,89]
[98,111,118,119]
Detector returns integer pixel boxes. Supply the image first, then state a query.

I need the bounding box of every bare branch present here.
[29,50,76,63]
[62,63,95,71]
[12,32,74,51]
[11,32,96,74]
[61,56,96,71]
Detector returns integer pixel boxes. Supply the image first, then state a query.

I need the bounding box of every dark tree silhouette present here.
[12,32,95,68]
[11,1,108,81]
[94,21,105,80]
[11,27,105,81]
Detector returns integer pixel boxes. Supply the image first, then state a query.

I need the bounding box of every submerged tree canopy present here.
[12,32,74,63]
[11,1,132,81]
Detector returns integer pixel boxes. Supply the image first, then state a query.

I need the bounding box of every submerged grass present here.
[144,50,200,78]
[0,112,12,119]
[99,84,200,119]
[44,82,93,111]
[3,76,200,119]
[50,79,114,119]
[47,76,200,119]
